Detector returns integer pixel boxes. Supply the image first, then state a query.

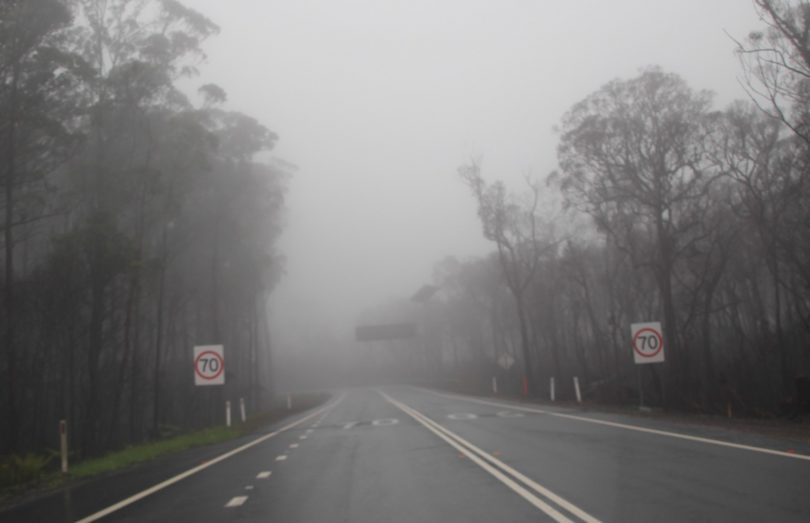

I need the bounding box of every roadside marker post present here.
[550,377,556,402]
[225,401,232,427]
[286,393,292,410]
[492,376,498,395]
[573,377,582,404]
[59,419,68,474]
[239,397,246,423]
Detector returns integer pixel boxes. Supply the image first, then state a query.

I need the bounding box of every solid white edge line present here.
[75,394,344,523]
[380,391,583,523]
[224,496,248,508]
[429,390,810,462]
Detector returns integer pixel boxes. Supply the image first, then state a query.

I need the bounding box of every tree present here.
[0,0,78,452]
[459,161,548,395]
[735,0,810,144]
[554,68,720,404]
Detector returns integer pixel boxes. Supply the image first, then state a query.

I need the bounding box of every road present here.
[6,386,810,522]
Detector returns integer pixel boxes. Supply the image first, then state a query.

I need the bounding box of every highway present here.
[6,387,810,522]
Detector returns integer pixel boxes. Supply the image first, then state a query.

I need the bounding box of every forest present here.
[1,0,288,456]
[419,0,810,415]
[4,0,810,462]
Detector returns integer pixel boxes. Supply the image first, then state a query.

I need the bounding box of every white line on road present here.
[75,394,344,523]
[431,390,810,462]
[245,485,254,490]
[289,443,299,448]
[225,496,248,508]
[300,435,307,440]
[275,455,287,461]
[381,391,600,523]
[256,471,272,479]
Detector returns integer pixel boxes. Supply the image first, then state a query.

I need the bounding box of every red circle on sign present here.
[194,350,225,380]
[632,327,664,358]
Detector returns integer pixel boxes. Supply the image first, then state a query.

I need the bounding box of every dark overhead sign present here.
[355,323,417,342]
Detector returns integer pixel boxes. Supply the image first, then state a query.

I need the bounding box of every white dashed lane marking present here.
[300,435,307,440]
[244,485,254,491]
[275,455,287,461]
[225,496,248,508]
[256,471,272,479]
[289,443,299,449]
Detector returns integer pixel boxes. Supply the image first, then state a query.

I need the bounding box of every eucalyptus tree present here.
[0,0,81,452]
[459,162,550,395]
[735,0,810,144]
[555,68,721,402]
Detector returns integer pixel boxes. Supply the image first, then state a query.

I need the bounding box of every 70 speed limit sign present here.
[194,345,225,386]
[631,322,665,364]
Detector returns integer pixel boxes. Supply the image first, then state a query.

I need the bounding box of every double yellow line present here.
[380,391,601,523]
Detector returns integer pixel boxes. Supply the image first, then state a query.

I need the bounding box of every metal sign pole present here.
[638,366,645,409]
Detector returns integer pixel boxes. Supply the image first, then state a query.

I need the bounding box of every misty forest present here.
[3,0,810,464]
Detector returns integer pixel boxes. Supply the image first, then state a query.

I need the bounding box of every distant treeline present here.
[1,0,288,456]
[431,1,810,415]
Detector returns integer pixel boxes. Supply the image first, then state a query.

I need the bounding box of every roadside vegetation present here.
[0,392,328,505]
[1,0,291,461]
[368,1,810,418]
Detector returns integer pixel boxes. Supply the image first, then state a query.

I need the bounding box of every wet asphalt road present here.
[5,386,810,522]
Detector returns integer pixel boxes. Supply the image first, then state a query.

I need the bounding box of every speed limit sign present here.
[631,322,665,364]
[194,345,225,385]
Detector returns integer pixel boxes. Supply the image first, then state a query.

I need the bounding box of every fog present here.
[184,0,761,388]
[7,0,810,463]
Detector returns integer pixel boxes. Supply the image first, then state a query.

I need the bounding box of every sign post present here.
[631,322,665,409]
[194,345,225,386]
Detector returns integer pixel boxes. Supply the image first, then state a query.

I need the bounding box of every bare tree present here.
[459,161,547,395]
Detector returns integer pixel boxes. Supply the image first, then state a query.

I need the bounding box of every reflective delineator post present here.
[286,393,292,410]
[225,401,232,427]
[573,376,582,404]
[492,376,498,395]
[59,419,68,474]
[239,397,246,423]
[550,377,556,402]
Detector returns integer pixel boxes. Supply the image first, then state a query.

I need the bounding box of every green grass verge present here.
[0,392,329,505]
[69,425,241,479]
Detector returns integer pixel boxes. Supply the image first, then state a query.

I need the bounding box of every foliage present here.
[0,454,53,488]
[0,0,291,458]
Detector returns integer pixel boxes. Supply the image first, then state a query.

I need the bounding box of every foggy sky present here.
[188,0,763,362]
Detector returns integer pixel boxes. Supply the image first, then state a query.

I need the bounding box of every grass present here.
[69,425,241,478]
[0,392,329,506]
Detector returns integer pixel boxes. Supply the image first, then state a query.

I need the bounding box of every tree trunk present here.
[152,226,169,436]
[4,60,20,452]
[514,291,536,396]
